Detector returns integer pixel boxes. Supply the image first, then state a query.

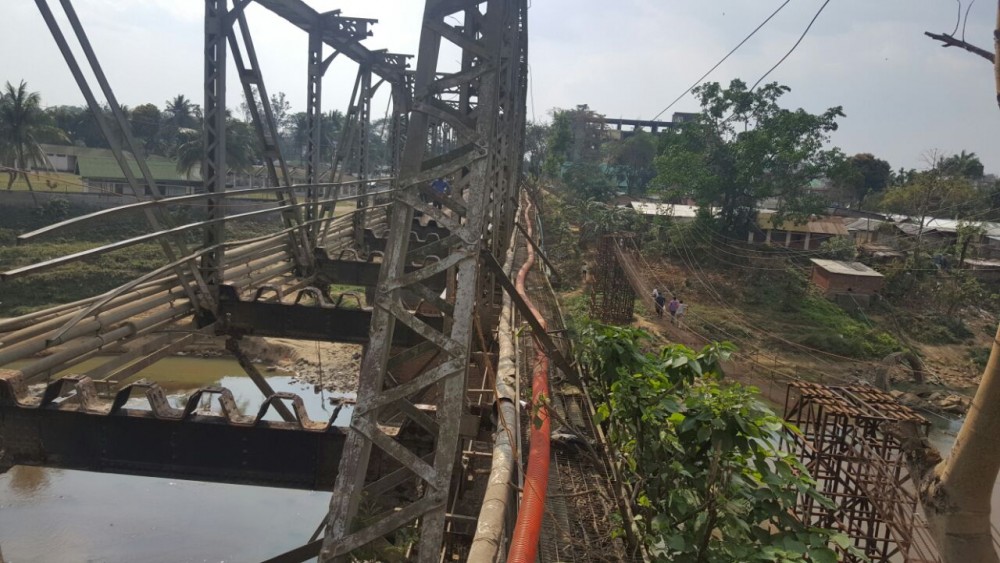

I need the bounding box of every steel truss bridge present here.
[0,1,568,561]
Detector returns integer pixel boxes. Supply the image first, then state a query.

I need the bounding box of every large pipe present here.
[468,227,520,562]
[0,285,190,353]
[507,199,551,563]
[17,305,190,380]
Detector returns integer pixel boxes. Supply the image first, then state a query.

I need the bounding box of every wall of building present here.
[811,269,884,296]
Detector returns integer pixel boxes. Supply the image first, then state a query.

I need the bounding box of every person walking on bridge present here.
[652,289,665,318]
[675,300,687,327]
[668,296,680,324]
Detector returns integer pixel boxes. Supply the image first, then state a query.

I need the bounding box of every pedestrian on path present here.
[652,289,665,318]
[668,296,680,324]
[675,300,687,327]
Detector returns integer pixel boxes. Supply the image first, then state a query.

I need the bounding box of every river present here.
[0,357,353,563]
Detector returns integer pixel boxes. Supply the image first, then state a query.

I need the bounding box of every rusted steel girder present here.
[0,371,347,490]
[782,383,937,562]
[316,0,525,560]
[313,256,447,291]
[216,285,444,346]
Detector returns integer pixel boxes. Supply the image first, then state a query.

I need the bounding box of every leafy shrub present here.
[576,322,858,562]
[795,294,899,358]
[968,346,991,370]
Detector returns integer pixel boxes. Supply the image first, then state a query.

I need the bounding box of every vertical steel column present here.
[202,0,228,296]
[352,65,373,250]
[321,1,515,560]
[228,11,313,274]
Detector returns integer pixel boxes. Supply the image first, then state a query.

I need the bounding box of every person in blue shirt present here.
[430,178,450,208]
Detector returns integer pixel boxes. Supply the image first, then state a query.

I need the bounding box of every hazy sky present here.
[3,1,997,173]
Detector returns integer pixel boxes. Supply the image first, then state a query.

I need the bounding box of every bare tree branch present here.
[924,31,996,62]
[994,0,1000,109]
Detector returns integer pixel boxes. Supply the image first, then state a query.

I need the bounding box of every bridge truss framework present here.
[1,0,529,561]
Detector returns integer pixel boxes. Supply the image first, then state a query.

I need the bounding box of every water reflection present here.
[5,466,53,499]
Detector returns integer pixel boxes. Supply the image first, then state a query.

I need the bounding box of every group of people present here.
[651,288,687,325]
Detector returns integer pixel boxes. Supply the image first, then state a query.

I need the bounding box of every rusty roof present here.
[758,214,849,236]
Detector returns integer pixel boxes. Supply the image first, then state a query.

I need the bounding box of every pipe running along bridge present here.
[0,1,591,561]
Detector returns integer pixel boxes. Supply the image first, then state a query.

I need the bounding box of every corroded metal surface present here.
[783,382,939,563]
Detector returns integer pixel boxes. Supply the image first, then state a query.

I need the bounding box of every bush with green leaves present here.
[575,322,860,562]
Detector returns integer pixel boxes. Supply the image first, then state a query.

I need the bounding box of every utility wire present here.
[750,0,832,91]
[649,0,794,121]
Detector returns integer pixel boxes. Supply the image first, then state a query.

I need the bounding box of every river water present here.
[0,357,353,563]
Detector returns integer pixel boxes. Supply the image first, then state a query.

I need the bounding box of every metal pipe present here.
[0,277,176,333]
[0,285,189,352]
[18,305,190,380]
[0,289,189,365]
[17,179,393,242]
[468,230,520,562]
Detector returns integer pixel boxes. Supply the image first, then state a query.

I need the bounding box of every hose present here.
[506,198,551,563]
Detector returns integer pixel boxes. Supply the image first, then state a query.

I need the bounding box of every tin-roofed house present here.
[749,213,849,250]
[40,144,200,197]
[809,258,885,308]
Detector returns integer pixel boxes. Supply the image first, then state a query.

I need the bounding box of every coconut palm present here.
[164,94,198,131]
[0,81,67,203]
[174,118,259,180]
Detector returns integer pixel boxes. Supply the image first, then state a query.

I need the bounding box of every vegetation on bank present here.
[574,322,862,562]
[0,199,283,317]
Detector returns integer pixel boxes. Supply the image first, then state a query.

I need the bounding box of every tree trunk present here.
[900,323,1000,562]
[21,172,39,207]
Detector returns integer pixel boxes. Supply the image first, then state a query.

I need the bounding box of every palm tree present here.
[174,118,258,180]
[0,81,67,203]
[164,95,198,130]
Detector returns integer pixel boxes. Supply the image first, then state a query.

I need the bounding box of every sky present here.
[2,0,998,173]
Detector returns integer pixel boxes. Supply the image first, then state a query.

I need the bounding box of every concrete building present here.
[809,259,885,308]
[39,144,200,196]
[749,214,849,250]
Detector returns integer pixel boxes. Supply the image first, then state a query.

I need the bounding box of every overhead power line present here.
[750,0,832,91]
[649,0,794,122]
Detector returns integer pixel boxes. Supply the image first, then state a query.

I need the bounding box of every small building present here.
[749,214,849,250]
[809,259,885,302]
[963,259,1000,283]
[39,143,200,196]
[629,201,704,222]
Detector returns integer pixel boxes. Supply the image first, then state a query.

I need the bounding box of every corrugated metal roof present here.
[810,259,884,277]
[629,202,711,218]
[758,214,849,236]
[844,218,889,232]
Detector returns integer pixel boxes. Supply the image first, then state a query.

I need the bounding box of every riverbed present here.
[0,357,353,563]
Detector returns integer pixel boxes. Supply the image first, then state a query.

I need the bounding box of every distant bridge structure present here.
[0,0,534,561]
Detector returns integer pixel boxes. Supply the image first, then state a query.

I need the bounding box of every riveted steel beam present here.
[318,1,525,561]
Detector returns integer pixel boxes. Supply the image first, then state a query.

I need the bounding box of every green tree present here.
[0,81,67,201]
[523,121,549,177]
[561,161,614,203]
[130,103,163,153]
[576,323,855,562]
[937,150,984,180]
[543,105,605,177]
[174,117,258,178]
[543,110,572,177]
[164,94,198,130]
[611,130,657,196]
[880,168,975,265]
[289,109,344,165]
[653,80,844,238]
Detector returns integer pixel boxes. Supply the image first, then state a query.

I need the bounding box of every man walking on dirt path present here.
[652,289,665,318]
[668,296,680,324]
[675,300,687,327]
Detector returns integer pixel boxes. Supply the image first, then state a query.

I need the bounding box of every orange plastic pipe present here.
[506,199,551,563]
